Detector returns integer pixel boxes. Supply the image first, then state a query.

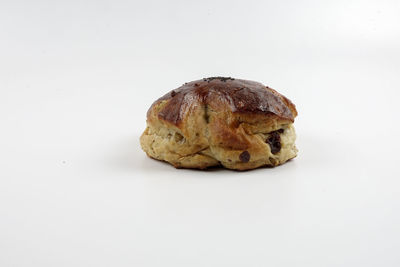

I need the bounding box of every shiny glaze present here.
[151,77,297,125]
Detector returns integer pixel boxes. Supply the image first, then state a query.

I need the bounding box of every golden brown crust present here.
[150,77,297,127]
[141,77,298,170]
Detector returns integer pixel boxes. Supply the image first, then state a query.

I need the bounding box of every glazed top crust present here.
[148,77,297,126]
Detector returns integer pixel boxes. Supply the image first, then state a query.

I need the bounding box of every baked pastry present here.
[140,77,298,170]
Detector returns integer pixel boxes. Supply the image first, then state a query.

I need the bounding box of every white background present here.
[1,0,400,266]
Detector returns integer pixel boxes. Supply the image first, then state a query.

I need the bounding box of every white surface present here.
[1,0,400,266]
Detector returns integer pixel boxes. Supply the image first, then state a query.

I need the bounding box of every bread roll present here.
[140,77,298,170]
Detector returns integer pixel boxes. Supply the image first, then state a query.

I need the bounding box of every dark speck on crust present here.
[239,151,250,163]
[170,90,176,97]
[203,77,235,83]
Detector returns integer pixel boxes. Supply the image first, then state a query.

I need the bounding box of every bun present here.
[140,77,298,170]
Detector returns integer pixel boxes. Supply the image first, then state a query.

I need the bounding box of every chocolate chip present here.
[266,131,281,154]
[171,90,176,97]
[239,151,250,163]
